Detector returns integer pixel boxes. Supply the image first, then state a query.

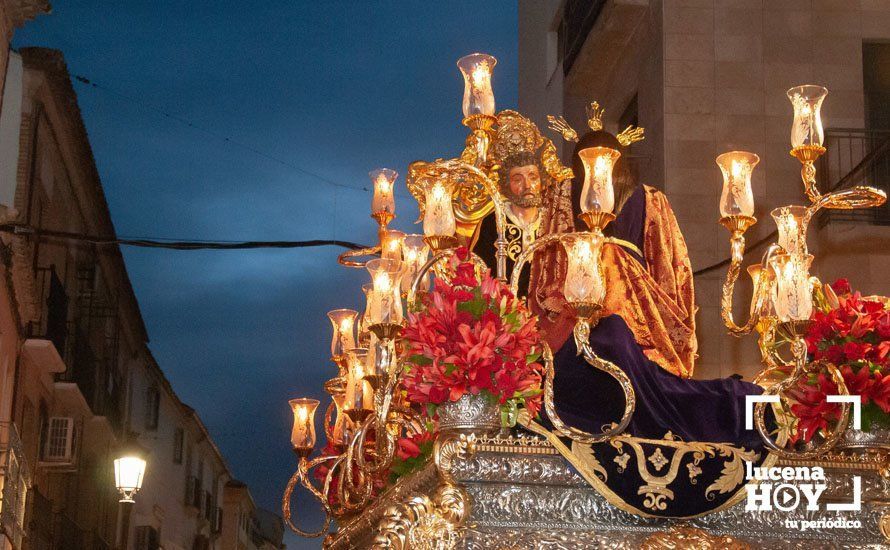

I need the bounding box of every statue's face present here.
[506,164,542,208]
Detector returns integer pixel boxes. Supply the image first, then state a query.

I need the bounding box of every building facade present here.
[0,4,284,549]
[519,0,890,379]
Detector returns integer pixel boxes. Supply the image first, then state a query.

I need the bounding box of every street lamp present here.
[114,450,147,550]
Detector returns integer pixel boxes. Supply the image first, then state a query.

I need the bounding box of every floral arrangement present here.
[789,279,890,443]
[399,247,545,423]
[389,430,437,483]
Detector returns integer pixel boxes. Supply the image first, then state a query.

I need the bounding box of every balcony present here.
[817,128,890,226]
[0,423,29,549]
[28,265,124,431]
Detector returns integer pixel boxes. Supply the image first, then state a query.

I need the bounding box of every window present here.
[134,526,159,550]
[173,428,183,464]
[144,387,160,430]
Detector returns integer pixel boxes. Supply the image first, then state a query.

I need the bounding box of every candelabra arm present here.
[338,245,383,268]
[791,145,826,203]
[539,331,636,444]
[754,334,852,460]
[719,216,764,335]
[508,233,562,297]
[282,455,337,537]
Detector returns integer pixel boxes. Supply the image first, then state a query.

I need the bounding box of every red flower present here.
[790,374,841,444]
[831,278,851,296]
[396,431,434,461]
[872,372,890,413]
[399,252,545,419]
[841,365,874,404]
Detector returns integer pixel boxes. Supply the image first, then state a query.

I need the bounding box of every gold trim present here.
[521,418,781,519]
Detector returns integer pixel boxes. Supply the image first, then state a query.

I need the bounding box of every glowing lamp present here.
[344,348,373,417]
[771,205,809,255]
[578,147,621,215]
[770,253,814,322]
[381,230,405,261]
[366,258,403,325]
[114,455,147,503]
[787,85,827,149]
[716,151,759,218]
[370,168,398,216]
[326,309,358,359]
[421,178,457,239]
[400,234,429,293]
[561,232,606,306]
[288,398,319,455]
[457,53,496,118]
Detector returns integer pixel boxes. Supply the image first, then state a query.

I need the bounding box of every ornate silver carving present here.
[839,427,890,450]
[325,434,890,549]
[437,394,500,434]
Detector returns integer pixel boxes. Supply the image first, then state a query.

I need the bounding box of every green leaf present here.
[526,350,541,363]
[444,363,457,376]
[457,298,486,318]
[426,403,438,418]
[408,354,433,366]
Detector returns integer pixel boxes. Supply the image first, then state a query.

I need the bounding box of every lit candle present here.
[716,151,759,218]
[787,85,827,148]
[381,230,405,261]
[770,253,813,322]
[289,398,319,451]
[327,309,358,359]
[400,234,429,293]
[366,258,403,324]
[771,205,809,255]
[344,348,373,413]
[422,179,456,237]
[457,53,497,118]
[370,168,398,215]
[578,147,621,214]
[561,233,606,305]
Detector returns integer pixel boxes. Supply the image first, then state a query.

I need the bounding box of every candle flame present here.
[594,155,610,179]
[731,159,745,180]
[339,317,353,333]
[375,174,392,193]
[374,271,392,293]
[471,61,490,87]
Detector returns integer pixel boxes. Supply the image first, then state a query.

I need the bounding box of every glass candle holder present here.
[716,151,759,218]
[770,253,814,322]
[358,283,373,344]
[771,205,809,255]
[578,147,621,214]
[327,309,358,359]
[422,178,456,237]
[401,234,430,293]
[381,230,405,261]
[366,258,403,324]
[787,85,828,149]
[561,232,606,305]
[344,348,373,413]
[457,53,497,118]
[370,168,398,216]
[289,398,319,451]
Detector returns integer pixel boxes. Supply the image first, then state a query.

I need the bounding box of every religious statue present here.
[470,110,572,289]
[531,102,769,449]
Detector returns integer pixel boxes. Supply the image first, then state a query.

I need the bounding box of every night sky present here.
[13,2,517,548]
